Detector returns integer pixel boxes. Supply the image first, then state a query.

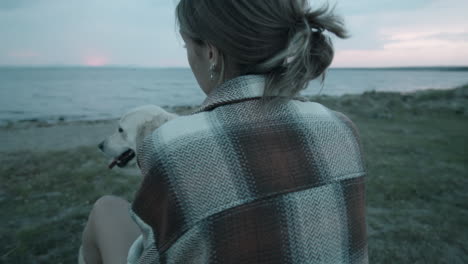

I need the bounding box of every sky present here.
[0,0,467,68]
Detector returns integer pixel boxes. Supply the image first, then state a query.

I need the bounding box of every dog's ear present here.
[135,120,155,151]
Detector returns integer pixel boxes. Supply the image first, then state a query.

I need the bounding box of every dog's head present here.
[99,105,177,169]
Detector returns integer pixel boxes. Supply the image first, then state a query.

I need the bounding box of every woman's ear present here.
[206,43,220,66]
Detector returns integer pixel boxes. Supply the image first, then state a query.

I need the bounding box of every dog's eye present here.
[118,127,124,133]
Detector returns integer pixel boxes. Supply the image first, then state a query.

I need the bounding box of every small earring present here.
[209,64,216,81]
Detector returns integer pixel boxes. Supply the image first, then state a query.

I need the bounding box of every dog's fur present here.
[99,105,178,169]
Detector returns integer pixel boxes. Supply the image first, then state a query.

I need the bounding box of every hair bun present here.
[289,17,323,38]
[176,0,348,99]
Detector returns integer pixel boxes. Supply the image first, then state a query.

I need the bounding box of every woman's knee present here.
[92,195,128,214]
[81,197,123,264]
[81,195,139,263]
[84,196,129,235]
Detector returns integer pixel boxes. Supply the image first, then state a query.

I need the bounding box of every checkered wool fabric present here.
[128,75,368,264]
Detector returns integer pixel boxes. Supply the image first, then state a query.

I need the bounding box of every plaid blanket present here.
[128,75,368,264]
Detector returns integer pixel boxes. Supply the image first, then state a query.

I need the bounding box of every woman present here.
[80,0,368,263]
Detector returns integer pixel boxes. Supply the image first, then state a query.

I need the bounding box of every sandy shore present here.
[0,105,198,153]
[0,120,117,152]
[1,86,466,153]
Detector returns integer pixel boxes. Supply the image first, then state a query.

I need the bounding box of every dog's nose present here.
[98,141,104,150]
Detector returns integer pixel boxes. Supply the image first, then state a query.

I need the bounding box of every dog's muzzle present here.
[108,149,136,169]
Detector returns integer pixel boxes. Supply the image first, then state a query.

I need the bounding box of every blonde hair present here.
[176,0,348,98]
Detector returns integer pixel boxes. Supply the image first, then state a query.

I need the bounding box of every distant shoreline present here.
[1,84,466,130]
[0,105,198,128]
[1,65,467,71]
[331,66,468,71]
[1,67,467,126]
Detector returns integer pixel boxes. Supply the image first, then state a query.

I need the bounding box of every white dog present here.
[98,105,178,169]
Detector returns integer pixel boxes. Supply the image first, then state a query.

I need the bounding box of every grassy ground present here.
[1,85,467,263]
[0,148,140,263]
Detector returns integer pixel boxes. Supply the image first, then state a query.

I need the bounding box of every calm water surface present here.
[1,67,467,123]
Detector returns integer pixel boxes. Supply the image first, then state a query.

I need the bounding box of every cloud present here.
[333,31,468,67]
[386,30,468,42]
[1,0,467,67]
[0,0,185,66]
[335,0,431,15]
[334,44,468,67]
[380,27,468,50]
[332,0,468,67]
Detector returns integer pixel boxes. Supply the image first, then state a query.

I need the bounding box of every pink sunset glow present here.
[0,0,467,67]
[84,55,109,67]
[332,29,468,67]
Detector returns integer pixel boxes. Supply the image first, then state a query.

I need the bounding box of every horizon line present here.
[0,65,468,70]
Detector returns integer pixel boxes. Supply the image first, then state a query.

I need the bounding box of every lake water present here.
[1,67,467,124]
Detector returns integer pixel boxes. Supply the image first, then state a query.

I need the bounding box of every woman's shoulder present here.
[143,99,358,151]
[290,100,332,116]
[136,111,213,172]
[153,112,213,141]
[138,111,215,158]
[290,99,361,134]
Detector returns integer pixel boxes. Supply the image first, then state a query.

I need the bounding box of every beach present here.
[1,85,467,263]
